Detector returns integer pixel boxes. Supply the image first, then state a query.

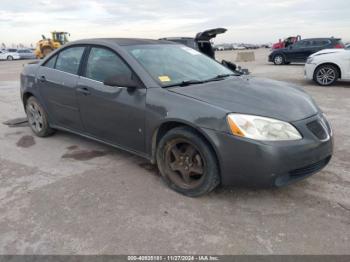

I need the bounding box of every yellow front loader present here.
[35,31,70,59]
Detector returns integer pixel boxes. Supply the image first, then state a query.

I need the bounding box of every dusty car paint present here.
[20,38,333,187]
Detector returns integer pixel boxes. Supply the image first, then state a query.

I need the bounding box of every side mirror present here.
[103,75,140,90]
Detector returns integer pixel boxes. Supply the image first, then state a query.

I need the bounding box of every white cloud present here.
[0,0,349,46]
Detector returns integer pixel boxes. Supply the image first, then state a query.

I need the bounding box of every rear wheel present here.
[26,96,55,137]
[7,56,13,61]
[156,127,220,197]
[273,54,285,65]
[314,64,339,86]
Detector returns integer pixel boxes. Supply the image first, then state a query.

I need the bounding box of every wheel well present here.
[151,121,221,176]
[314,63,341,79]
[22,92,34,108]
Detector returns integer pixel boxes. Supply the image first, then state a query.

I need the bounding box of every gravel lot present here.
[0,49,349,254]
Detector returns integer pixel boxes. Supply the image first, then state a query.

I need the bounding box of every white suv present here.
[305,46,350,86]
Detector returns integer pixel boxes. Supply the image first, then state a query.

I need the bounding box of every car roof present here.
[71,38,176,46]
[301,38,341,41]
[159,37,194,40]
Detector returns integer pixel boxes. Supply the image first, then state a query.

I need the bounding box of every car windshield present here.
[125,44,234,87]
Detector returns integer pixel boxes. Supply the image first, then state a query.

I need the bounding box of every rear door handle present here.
[77,87,91,95]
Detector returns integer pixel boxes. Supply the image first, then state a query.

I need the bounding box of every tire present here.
[273,54,285,65]
[156,127,220,197]
[314,64,339,86]
[25,96,55,137]
[7,56,13,61]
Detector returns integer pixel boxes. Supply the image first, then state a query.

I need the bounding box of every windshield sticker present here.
[158,76,171,82]
[181,46,201,55]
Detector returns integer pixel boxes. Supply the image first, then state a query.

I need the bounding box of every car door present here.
[76,46,146,153]
[287,40,311,62]
[37,46,85,131]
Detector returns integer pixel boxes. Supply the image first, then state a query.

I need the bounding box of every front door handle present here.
[77,87,91,95]
[39,75,46,82]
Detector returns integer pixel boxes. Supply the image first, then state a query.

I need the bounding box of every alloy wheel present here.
[274,55,283,65]
[164,138,206,189]
[316,67,336,86]
[27,102,44,133]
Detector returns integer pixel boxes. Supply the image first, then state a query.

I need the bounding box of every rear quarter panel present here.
[20,63,41,109]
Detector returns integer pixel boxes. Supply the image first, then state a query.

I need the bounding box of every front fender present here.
[145,87,229,160]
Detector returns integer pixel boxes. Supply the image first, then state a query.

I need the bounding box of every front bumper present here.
[304,63,317,80]
[268,54,273,62]
[204,113,333,187]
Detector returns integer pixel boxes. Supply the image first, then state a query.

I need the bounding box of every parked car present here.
[269,38,345,65]
[160,28,227,59]
[17,49,36,59]
[305,45,350,86]
[161,28,247,75]
[20,38,333,196]
[232,44,246,50]
[214,45,225,51]
[242,44,259,49]
[0,49,20,60]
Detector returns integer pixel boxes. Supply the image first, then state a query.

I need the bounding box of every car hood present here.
[168,77,319,122]
[310,48,346,57]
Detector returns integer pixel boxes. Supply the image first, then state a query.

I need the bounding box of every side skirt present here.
[51,124,152,162]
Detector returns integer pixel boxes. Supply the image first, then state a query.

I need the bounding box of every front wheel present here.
[26,96,55,137]
[7,56,13,61]
[273,54,285,65]
[314,64,339,86]
[156,127,220,197]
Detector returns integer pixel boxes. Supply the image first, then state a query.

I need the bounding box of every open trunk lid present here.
[195,28,227,42]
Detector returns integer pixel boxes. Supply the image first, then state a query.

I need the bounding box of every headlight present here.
[306,57,314,64]
[227,114,302,141]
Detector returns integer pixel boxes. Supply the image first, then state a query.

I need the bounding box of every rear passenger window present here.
[85,47,132,82]
[312,40,330,47]
[44,55,57,69]
[55,47,85,75]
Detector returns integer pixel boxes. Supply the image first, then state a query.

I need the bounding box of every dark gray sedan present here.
[20,38,333,196]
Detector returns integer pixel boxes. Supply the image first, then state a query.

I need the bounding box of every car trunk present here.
[195,28,227,58]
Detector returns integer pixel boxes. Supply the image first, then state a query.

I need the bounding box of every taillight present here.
[335,43,344,48]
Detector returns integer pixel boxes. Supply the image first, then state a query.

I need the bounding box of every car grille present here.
[307,119,328,140]
[289,156,331,177]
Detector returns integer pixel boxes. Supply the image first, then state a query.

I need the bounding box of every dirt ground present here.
[0,49,349,254]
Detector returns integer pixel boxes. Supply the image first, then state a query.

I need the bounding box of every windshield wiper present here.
[163,79,204,88]
[204,73,236,83]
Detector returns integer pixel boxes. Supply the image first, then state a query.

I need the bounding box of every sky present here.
[0,0,350,47]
